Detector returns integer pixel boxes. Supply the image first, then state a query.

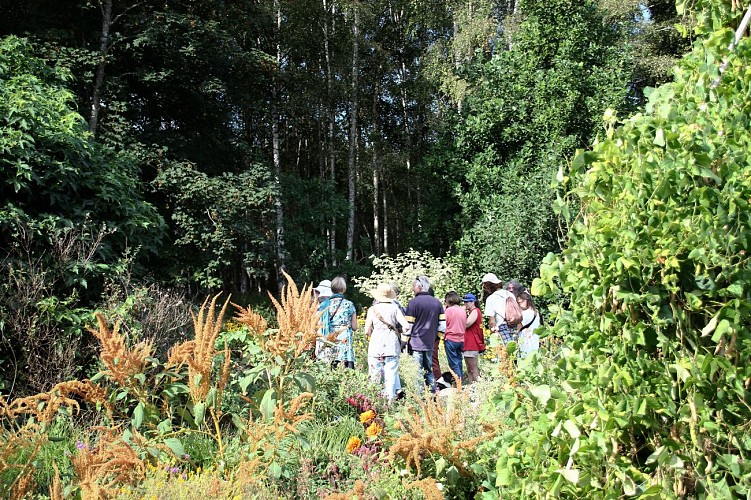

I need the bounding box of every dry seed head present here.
[167,293,230,402]
[49,463,62,500]
[88,313,154,387]
[267,271,321,358]
[72,426,145,498]
[2,380,110,424]
[388,388,493,478]
[323,479,366,500]
[406,477,444,500]
[9,468,35,500]
[233,304,268,339]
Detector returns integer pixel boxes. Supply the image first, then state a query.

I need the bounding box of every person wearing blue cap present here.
[462,293,484,383]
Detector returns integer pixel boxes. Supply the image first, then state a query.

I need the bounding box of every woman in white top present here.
[516,291,541,358]
[364,283,411,399]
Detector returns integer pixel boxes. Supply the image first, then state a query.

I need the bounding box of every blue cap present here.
[462,293,477,302]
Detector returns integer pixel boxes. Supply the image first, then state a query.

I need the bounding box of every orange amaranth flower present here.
[365,422,382,439]
[359,410,376,424]
[346,436,363,453]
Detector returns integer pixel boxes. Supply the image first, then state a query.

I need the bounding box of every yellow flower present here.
[346,436,363,453]
[359,409,376,423]
[365,422,382,438]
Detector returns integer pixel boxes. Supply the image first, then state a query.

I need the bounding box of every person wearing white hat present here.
[364,283,411,398]
[314,279,333,301]
[481,272,517,345]
[314,279,334,361]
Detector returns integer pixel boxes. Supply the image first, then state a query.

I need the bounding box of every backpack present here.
[503,293,523,328]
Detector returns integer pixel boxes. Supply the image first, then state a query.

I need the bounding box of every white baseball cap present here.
[480,273,501,285]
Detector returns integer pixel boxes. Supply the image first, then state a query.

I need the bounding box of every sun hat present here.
[462,293,477,303]
[480,273,501,285]
[314,279,332,298]
[371,283,396,303]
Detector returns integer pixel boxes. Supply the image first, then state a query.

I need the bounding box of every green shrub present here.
[478,1,751,496]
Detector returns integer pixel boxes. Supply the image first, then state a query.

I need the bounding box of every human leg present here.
[444,339,463,381]
[368,356,383,385]
[382,356,399,399]
[431,338,442,380]
[464,352,480,383]
[412,350,435,394]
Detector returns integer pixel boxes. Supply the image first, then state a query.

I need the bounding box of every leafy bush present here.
[353,250,461,304]
[447,0,631,289]
[479,1,751,496]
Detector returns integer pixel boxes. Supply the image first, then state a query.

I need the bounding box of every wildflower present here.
[365,422,382,439]
[75,441,88,450]
[359,410,376,424]
[170,466,180,474]
[346,436,363,453]
[184,453,190,460]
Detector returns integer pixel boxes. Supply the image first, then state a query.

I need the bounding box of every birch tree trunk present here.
[371,61,382,256]
[382,183,389,255]
[89,0,113,136]
[323,0,337,266]
[346,3,359,261]
[272,0,286,288]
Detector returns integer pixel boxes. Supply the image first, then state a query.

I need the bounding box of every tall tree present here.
[272,0,286,288]
[346,2,359,261]
[447,0,633,286]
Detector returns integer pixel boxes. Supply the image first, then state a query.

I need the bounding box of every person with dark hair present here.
[481,272,517,345]
[328,276,358,369]
[462,293,484,383]
[405,276,444,394]
[517,291,541,358]
[443,291,465,381]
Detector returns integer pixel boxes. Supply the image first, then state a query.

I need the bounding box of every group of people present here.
[310,273,541,399]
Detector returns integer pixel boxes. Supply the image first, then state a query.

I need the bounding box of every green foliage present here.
[153,162,275,289]
[0,35,164,394]
[448,0,631,288]
[352,250,461,304]
[0,36,164,266]
[480,2,751,496]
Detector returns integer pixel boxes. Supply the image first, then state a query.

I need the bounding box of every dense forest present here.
[0,0,687,291]
[3,0,751,497]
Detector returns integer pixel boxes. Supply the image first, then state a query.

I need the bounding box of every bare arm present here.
[466,308,479,328]
[351,310,359,331]
[364,309,373,337]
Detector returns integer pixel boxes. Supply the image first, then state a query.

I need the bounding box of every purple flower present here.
[183,453,190,460]
[75,441,88,450]
[169,466,180,474]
